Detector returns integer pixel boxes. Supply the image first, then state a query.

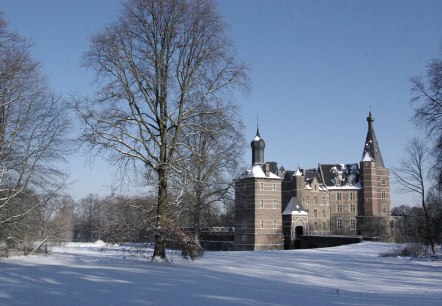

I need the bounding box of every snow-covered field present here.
[0,242,441,306]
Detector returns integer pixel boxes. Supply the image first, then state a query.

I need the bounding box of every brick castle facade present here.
[234,112,400,251]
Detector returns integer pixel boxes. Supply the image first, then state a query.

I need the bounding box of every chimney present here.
[264,163,270,176]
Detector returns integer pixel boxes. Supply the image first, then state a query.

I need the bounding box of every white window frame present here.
[337,219,342,230]
[350,204,356,213]
[350,219,356,230]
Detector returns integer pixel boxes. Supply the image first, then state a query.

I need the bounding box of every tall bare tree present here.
[392,138,436,254]
[75,0,247,259]
[0,13,70,254]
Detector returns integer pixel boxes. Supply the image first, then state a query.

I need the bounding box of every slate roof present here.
[362,112,385,168]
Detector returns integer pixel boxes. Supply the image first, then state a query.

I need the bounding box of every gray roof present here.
[362,112,385,168]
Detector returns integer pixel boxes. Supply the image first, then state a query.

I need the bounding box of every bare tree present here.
[173,103,244,241]
[0,13,70,255]
[75,0,247,259]
[392,138,436,254]
[411,48,442,187]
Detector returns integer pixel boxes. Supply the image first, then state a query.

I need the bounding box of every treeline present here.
[0,190,234,257]
[392,200,442,254]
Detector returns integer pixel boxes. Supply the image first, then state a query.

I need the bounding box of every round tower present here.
[251,128,265,165]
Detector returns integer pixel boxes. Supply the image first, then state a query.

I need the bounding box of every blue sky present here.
[2,0,442,205]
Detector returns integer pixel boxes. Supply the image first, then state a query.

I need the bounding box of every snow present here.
[362,151,372,162]
[254,135,261,141]
[282,197,308,215]
[327,184,362,190]
[245,165,281,179]
[1,242,441,305]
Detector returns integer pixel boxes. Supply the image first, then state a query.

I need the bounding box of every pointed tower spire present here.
[362,112,384,167]
[256,114,261,138]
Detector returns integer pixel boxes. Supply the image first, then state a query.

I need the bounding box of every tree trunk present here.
[422,200,436,254]
[193,208,201,243]
[153,166,168,259]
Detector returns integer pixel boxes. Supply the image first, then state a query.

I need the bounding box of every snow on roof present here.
[243,165,281,179]
[362,151,372,162]
[294,168,302,176]
[327,181,362,190]
[282,197,308,215]
[254,135,261,141]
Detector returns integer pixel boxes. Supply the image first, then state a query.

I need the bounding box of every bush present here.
[380,243,432,257]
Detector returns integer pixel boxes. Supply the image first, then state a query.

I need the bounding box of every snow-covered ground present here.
[0,242,441,305]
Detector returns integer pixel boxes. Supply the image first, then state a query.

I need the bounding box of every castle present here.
[234,112,400,251]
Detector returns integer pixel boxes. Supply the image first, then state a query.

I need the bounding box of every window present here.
[272,200,276,209]
[322,209,326,218]
[314,196,318,204]
[314,209,318,217]
[322,197,327,204]
[337,219,342,230]
[260,219,264,229]
[241,235,247,242]
[313,221,318,230]
[350,192,355,200]
[273,220,277,229]
[381,177,386,185]
[389,220,394,229]
[322,222,326,231]
[350,219,356,230]
[305,196,310,204]
[272,183,276,191]
[337,204,343,213]
[350,204,356,213]
[242,219,247,229]
[260,199,264,208]
[381,190,386,199]
[381,204,387,214]
[260,182,264,191]
[337,193,342,201]
[306,208,309,213]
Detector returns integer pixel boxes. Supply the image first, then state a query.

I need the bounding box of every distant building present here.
[234,112,401,251]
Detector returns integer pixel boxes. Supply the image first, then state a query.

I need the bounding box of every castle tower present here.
[360,112,390,217]
[234,129,283,250]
